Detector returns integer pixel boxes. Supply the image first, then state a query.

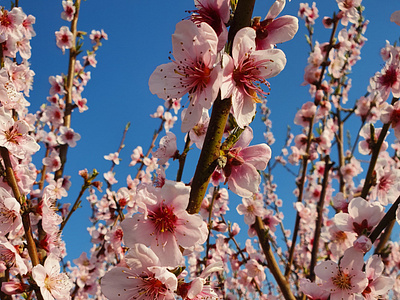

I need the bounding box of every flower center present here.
[4,126,22,144]
[189,2,223,35]
[332,271,352,290]
[0,247,15,267]
[352,219,372,236]
[0,12,11,28]
[390,108,400,127]
[138,276,169,298]
[174,58,211,95]
[334,230,348,243]
[233,54,270,103]
[378,64,399,88]
[148,203,178,234]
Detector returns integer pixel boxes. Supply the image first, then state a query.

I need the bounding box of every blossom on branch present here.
[189,0,230,51]
[101,244,177,300]
[0,107,40,159]
[32,253,73,300]
[149,20,221,132]
[221,127,271,197]
[121,180,208,266]
[221,28,286,128]
[252,0,299,50]
[55,26,73,54]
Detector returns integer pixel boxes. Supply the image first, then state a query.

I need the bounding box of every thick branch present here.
[188,0,256,214]
[187,94,230,214]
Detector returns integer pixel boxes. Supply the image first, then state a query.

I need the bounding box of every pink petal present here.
[240,144,271,170]
[161,180,190,211]
[101,267,143,299]
[149,62,188,100]
[258,16,298,49]
[231,88,256,128]
[232,28,256,64]
[234,126,254,149]
[390,10,400,26]
[265,0,285,20]
[250,49,287,79]
[314,260,338,281]
[228,163,260,197]
[181,101,204,133]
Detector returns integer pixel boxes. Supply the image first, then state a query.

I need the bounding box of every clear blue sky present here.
[17,0,400,263]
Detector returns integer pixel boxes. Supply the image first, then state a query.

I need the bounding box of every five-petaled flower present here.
[149,20,221,132]
[221,27,286,128]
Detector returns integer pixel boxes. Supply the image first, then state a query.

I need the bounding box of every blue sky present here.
[15,0,400,263]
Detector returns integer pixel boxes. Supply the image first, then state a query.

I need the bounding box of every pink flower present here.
[32,253,73,300]
[334,197,384,236]
[373,57,400,101]
[0,7,25,42]
[103,171,118,185]
[57,126,81,147]
[391,10,400,26]
[163,111,178,132]
[0,238,27,275]
[222,28,286,127]
[104,152,120,165]
[381,101,400,139]
[0,187,23,236]
[149,20,221,132]
[180,261,223,299]
[298,2,319,25]
[314,247,368,299]
[21,14,36,39]
[252,0,299,50]
[40,104,64,126]
[336,0,362,26]
[299,278,329,300]
[222,127,271,197]
[121,180,208,266]
[358,124,388,155]
[129,146,143,166]
[49,75,65,96]
[0,107,40,159]
[55,26,73,54]
[152,132,178,165]
[190,0,230,51]
[236,196,266,225]
[189,109,209,149]
[42,150,62,172]
[61,0,75,21]
[101,244,177,300]
[362,255,394,299]
[245,259,266,282]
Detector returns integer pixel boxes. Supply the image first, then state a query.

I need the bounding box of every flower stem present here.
[55,0,81,180]
[254,216,296,300]
[308,155,333,281]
